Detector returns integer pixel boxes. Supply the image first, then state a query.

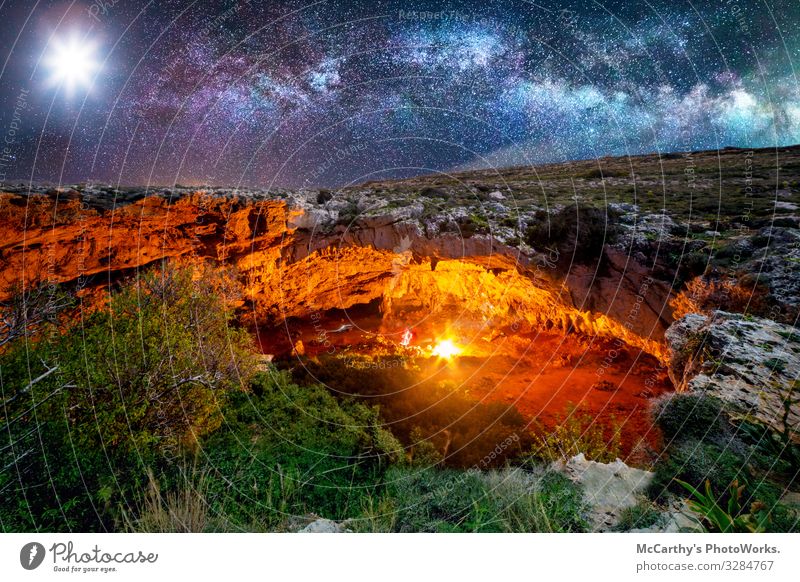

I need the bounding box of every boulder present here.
[665,311,800,437]
[554,453,654,531]
[629,500,704,533]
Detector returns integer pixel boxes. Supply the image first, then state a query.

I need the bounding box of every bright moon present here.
[44,34,100,94]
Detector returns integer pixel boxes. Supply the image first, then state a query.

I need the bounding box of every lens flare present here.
[432,339,461,360]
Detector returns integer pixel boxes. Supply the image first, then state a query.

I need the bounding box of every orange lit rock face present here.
[0,192,672,360]
[0,193,291,298]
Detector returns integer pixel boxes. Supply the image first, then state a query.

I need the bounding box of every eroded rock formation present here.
[0,191,674,360]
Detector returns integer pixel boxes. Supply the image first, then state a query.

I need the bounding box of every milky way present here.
[0,0,799,188]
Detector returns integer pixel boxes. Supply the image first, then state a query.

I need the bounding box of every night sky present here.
[0,0,799,188]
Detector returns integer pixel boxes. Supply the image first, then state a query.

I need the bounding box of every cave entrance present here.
[255,293,673,463]
[252,252,674,464]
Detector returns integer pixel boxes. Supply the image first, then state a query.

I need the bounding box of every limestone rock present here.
[629,500,704,533]
[665,310,800,436]
[554,453,654,531]
[748,227,800,309]
[298,518,346,533]
[0,189,673,359]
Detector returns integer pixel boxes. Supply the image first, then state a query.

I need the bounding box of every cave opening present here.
[254,255,674,467]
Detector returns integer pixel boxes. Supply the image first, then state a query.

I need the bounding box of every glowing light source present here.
[44,34,100,94]
[432,339,462,360]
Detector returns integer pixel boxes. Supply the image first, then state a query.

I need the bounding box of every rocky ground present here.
[552,453,703,532]
[3,144,798,416]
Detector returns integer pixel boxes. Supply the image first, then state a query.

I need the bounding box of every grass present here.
[350,467,588,533]
[122,468,218,533]
[612,499,664,531]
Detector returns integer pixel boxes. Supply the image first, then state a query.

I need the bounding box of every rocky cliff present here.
[0,188,674,359]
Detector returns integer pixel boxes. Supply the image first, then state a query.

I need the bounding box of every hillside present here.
[1,145,798,532]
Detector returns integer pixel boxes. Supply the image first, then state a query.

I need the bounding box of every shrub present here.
[767,501,800,532]
[316,189,333,204]
[419,187,448,199]
[199,370,404,529]
[648,439,746,502]
[371,467,491,532]
[528,405,621,463]
[408,427,443,467]
[0,283,71,348]
[679,250,711,279]
[738,414,800,477]
[525,204,618,266]
[0,264,257,531]
[652,393,730,444]
[351,467,587,533]
[612,499,664,531]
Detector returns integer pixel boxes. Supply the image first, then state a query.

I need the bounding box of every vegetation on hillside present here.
[647,393,799,532]
[0,266,583,532]
[0,264,796,532]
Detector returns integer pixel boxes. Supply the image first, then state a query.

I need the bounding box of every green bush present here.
[767,501,800,532]
[530,471,590,532]
[525,203,618,266]
[648,439,746,502]
[372,467,491,532]
[737,418,800,475]
[653,393,730,444]
[612,499,664,531]
[199,370,404,529]
[528,404,621,463]
[679,250,711,279]
[0,265,257,531]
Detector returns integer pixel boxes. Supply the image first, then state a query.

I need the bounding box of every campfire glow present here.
[431,339,462,360]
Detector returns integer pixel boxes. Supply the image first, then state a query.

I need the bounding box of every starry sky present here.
[0,0,799,188]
